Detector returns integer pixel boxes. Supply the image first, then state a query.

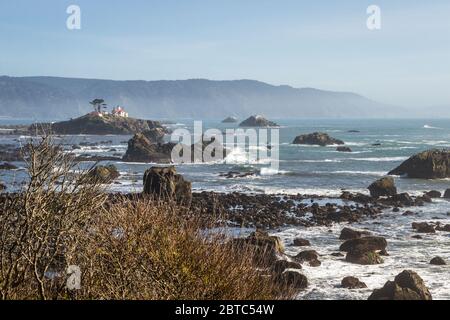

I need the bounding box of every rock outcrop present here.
[368,177,397,198]
[38,113,168,135]
[239,115,278,127]
[122,133,175,163]
[412,222,435,233]
[336,146,352,152]
[292,132,344,146]
[368,270,432,300]
[87,165,120,183]
[142,166,192,204]
[340,236,387,265]
[388,149,450,179]
[425,190,441,198]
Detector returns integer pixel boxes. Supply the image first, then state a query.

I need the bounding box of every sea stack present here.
[222,116,238,123]
[292,132,344,146]
[389,149,450,179]
[239,115,278,127]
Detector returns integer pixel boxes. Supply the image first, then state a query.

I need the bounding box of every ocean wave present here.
[330,170,387,176]
[294,159,342,163]
[423,124,443,129]
[259,167,291,176]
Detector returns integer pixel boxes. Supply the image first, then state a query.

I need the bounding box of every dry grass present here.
[0,136,293,300]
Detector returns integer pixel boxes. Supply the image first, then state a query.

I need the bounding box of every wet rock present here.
[275,270,308,290]
[426,190,442,198]
[368,270,432,300]
[368,177,397,198]
[348,130,360,133]
[391,193,414,206]
[294,250,321,267]
[336,146,352,152]
[430,257,446,265]
[0,162,18,170]
[87,165,120,183]
[143,166,192,204]
[346,251,383,265]
[412,222,435,233]
[388,149,450,179]
[239,115,278,127]
[340,236,387,265]
[412,235,423,239]
[444,189,450,199]
[292,238,311,247]
[272,259,302,274]
[0,182,6,191]
[339,227,371,240]
[341,276,367,289]
[292,132,344,146]
[402,211,415,216]
[331,252,344,257]
[219,171,256,179]
[436,224,450,232]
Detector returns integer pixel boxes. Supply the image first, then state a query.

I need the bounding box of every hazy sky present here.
[1,0,449,108]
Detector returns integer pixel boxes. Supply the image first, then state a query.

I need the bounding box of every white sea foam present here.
[348,156,408,162]
[423,124,443,129]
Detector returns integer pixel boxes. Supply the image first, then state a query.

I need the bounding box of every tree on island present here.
[89,99,107,113]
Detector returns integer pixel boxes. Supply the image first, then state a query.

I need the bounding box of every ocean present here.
[1,117,449,299]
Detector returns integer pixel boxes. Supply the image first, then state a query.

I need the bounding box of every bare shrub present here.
[0,136,106,299]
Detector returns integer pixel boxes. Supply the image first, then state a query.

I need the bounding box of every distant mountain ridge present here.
[0,75,405,120]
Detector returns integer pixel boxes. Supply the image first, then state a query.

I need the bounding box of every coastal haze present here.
[1,75,401,120]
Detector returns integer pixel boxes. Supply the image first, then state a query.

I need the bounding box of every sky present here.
[0,0,449,108]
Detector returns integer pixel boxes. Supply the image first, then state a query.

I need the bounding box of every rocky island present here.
[34,113,168,135]
[389,149,450,179]
[293,132,345,146]
[239,115,279,127]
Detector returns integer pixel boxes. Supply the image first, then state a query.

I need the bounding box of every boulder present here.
[232,230,284,266]
[222,116,238,123]
[239,115,278,127]
[122,133,174,163]
[0,162,18,170]
[339,227,371,240]
[426,190,442,198]
[444,189,450,199]
[271,259,302,274]
[292,132,344,146]
[388,149,450,179]
[341,276,367,289]
[294,250,321,267]
[391,193,414,206]
[436,224,450,232]
[142,128,166,144]
[412,222,435,233]
[143,166,192,204]
[368,177,397,198]
[340,236,388,253]
[340,236,387,265]
[87,165,120,183]
[292,238,311,246]
[336,146,352,152]
[275,270,308,291]
[430,257,446,265]
[368,270,432,300]
[346,251,383,265]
